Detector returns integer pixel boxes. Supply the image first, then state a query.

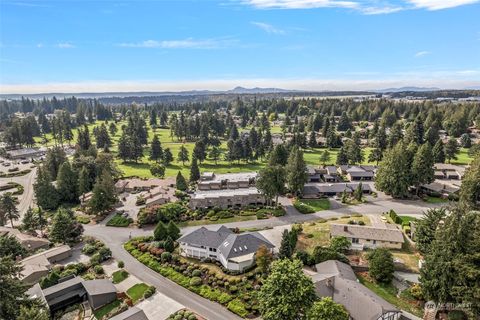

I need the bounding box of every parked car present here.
[3,162,11,167]
[20,160,30,164]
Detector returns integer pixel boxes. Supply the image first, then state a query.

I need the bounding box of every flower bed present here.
[124,237,261,318]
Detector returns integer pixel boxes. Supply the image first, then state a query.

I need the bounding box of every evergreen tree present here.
[162,148,174,165]
[117,132,131,162]
[49,208,83,244]
[189,156,200,182]
[88,169,117,215]
[175,172,188,191]
[178,145,189,165]
[150,135,163,162]
[459,153,480,208]
[34,166,60,211]
[0,257,30,319]
[308,131,317,148]
[354,183,363,201]
[256,165,286,206]
[45,146,67,179]
[167,221,181,240]
[258,259,316,320]
[164,236,174,252]
[149,163,165,178]
[21,207,38,233]
[56,161,78,203]
[445,138,459,163]
[17,305,49,320]
[208,146,221,164]
[336,111,352,131]
[411,143,435,195]
[375,143,413,198]
[286,147,308,196]
[279,229,294,259]
[0,235,26,258]
[414,208,447,255]
[460,133,472,148]
[0,193,19,228]
[319,149,331,165]
[432,139,446,163]
[78,166,91,199]
[154,221,168,241]
[268,144,288,166]
[367,248,394,283]
[336,146,349,165]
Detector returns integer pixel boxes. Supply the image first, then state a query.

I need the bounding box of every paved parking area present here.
[137,292,184,320]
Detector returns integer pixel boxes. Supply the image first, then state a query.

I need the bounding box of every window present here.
[352,238,359,244]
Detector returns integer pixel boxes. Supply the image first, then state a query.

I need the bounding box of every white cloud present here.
[415,50,431,57]
[407,0,479,10]
[118,38,235,49]
[2,75,479,94]
[242,0,359,9]
[361,5,403,14]
[56,42,75,49]
[251,21,286,34]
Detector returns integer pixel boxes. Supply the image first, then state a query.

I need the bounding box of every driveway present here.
[137,292,184,320]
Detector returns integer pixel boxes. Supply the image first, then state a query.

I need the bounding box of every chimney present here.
[344,226,348,232]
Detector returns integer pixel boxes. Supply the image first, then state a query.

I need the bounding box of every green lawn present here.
[126,283,149,303]
[398,216,419,224]
[357,273,424,317]
[424,196,448,204]
[106,213,133,227]
[112,269,129,284]
[93,299,121,320]
[297,199,331,212]
[34,119,474,179]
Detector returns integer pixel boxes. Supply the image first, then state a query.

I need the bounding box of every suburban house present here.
[310,260,401,320]
[189,187,265,209]
[330,224,404,250]
[0,226,50,251]
[178,226,275,272]
[197,172,257,191]
[27,277,117,313]
[306,166,322,183]
[20,245,72,284]
[139,185,177,208]
[323,165,340,182]
[115,177,175,193]
[338,165,376,181]
[420,181,460,197]
[303,183,371,198]
[433,163,466,180]
[306,166,341,183]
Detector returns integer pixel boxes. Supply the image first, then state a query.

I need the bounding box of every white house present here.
[178,226,274,272]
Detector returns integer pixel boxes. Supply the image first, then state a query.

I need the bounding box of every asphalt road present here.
[0,166,37,225]
[84,195,442,320]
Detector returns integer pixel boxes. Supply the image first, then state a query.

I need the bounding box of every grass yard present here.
[424,196,448,204]
[397,216,418,224]
[357,273,424,317]
[112,269,129,284]
[296,215,371,254]
[93,299,121,320]
[106,213,133,227]
[298,199,331,211]
[126,283,149,303]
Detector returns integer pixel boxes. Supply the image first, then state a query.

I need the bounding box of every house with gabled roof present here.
[178,225,274,272]
[310,260,401,320]
[330,224,404,250]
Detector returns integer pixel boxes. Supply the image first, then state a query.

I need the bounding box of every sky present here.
[0,0,480,93]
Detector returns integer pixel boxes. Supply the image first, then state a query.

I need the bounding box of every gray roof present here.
[330,224,405,243]
[348,170,375,178]
[312,260,399,320]
[179,225,274,259]
[178,226,234,248]
[218,232,274,259]
[82,279,116,296]
[109,307,148,320]
[42,276,84,298]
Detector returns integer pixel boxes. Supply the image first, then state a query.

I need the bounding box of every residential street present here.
[84,196,442,320]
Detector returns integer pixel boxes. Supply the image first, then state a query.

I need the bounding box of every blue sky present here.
[1,0,479,93]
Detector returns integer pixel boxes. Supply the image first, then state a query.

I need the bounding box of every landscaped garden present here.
[93,300,122,320]
[167,309,203,320]
[124,236,264,318]
[137,201,285,227]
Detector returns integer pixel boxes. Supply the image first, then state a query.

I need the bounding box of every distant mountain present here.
[226,86,294,94]
[375,86,441,93]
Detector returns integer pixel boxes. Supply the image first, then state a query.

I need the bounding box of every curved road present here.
[84,195,442,320]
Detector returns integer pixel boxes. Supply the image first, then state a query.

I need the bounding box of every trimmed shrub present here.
[118,261,124,268]
[189,277,202,286]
